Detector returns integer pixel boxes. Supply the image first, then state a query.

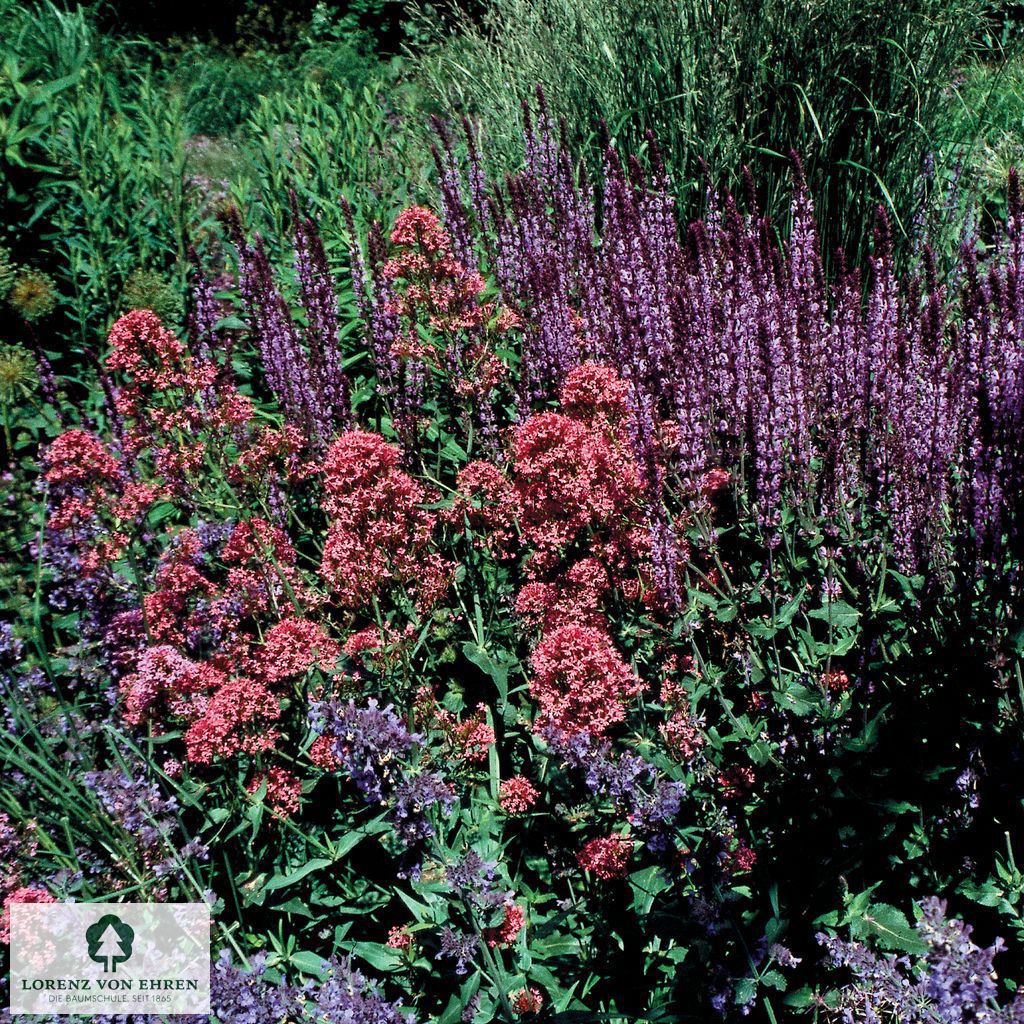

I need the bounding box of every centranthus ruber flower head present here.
[559,362,634,426]
[498,776,539,815]
[260,618,341,683]
[511,987,544,1015]
[577,835,632,880]
[530,624,643,736]
[183,676,282,764]
[389,205,451,254]
[446,460,521,558]
[320,431,450,611]
[247,767,302,816]
[485,902,525,948]
[1,885,57,944]
[44,430,120,486]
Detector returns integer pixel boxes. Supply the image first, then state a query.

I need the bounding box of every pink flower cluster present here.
[514,557,611,631]
[513,363,652,574]
[414,688,496,764]
[485,902,525,948]
[183,676,282,765]
[320,431,450,611]
[529,624,643,737]
[659,667,705,763]
[107,310,228,479]
[106,310,304,494]
[446,460,521,559]
[44,429,160,573]
[386,926,413,953]
[380,205,513,407]
[498,776,539,815]
[0,885,56,944]
[247,767,302,816]
[576,835,632,880]
[117,517,331,771]
[44,429,120,486]
[441,704,495,764]
[511,988,544,1015]
[717,765,755,801]
[260,618,340,683]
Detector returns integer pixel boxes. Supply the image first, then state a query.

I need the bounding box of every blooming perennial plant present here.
[5,97,1024,1024]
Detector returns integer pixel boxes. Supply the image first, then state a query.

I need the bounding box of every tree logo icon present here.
[86,915,135,973]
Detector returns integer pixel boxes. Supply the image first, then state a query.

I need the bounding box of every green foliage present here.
[36,69,191,347]
[0,1,426,369]
[236,75,431,247]
[119,266,186,324]
[179,49,287,137]
[945,52,1024,232]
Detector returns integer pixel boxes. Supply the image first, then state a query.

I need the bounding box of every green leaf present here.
[214,315,247,331]
[289,950,327,976]
[852,902,928,954]
[263,857,332,893]
[343,940,403,972]
[807,600,860,629]
[629,865,670,916]
[462,642,513,704]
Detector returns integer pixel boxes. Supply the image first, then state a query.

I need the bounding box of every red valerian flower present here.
[183,677,281,764]
[386,926,413,953]
[261,618,340,683]
[44,430,120,486]
[0,885,56,944]
[511,988,544,1015]
[43,430,153,573]
[717,765,755,800]
[106,308,188,382]
[723,838,757,875]
[514,557,610,631]
[111,482,161,523]
[577,835,632,880]
[821,668,851,693]
[143,555,217,645]
[658,669,705,762]
[661,710,705,763]
[485,902,525,948]
[498,776,539,815]
[559,362,634,426]
[389,205,450,253]
[223,518,297,566]
[414,689,496,764]
[106,311,221,473]
[513,406,647,576]
[454,708,496,763]
[344,622,415,673]
[529,624,642,736]
[247,767,302,816]
[320,431,450,611]
[446,460,521,559]
[106,310,296,499]
[309,735,341,772]
[119,645,225,726]
[701,467,731,498]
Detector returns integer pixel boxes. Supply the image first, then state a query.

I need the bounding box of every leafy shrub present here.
[179,49,286,136]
